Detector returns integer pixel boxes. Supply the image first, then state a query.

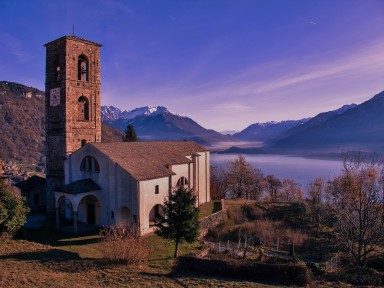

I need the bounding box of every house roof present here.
[88,141,208,181]
[55,178,101,194]
[14,175,46,191]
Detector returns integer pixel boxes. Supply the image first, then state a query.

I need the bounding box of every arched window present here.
[80,156,100,173]
[77,96,89,121]
[54,54,61,81]
[177,176,188,187]
[77,55,89,81]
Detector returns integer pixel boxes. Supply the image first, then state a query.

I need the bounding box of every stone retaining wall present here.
[199,199,226,237]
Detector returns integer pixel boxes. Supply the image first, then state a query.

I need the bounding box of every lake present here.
[210,153,344,193]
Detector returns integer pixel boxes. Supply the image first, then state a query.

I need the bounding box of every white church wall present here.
[198,151,210,203]
[114,164,138,226]
[170,164,191,188]
[138,176,170,234]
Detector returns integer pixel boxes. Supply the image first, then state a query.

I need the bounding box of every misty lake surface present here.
[210,153,344,192]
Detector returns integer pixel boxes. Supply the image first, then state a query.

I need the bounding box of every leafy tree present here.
[325,157,384,270]
[156,187,199,258]
[0,179,29,237]
[122,124,138,142]
[265,175,282,202]
[226,155,262,199]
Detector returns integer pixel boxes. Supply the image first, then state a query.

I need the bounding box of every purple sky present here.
[1,0,384,131]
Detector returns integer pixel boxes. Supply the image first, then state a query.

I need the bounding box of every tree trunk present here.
[174,240,179,258]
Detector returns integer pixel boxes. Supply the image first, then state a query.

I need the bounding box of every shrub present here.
[99,223,148,265]
[0,180,29,238]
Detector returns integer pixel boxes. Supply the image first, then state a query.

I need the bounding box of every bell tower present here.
[44,36,102,212]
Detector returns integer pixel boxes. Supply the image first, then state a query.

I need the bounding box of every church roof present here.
[89,141,208,181]
[55,178,101,194]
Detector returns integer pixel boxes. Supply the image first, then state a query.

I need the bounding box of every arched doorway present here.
[57,196,74,227]
[149,204,164,227]
[117,206,131,225]
[77,195,100,225]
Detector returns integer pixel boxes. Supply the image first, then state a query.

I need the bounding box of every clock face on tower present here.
[50,88,60,107]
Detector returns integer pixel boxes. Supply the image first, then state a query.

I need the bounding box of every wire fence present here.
[207,234,298,258]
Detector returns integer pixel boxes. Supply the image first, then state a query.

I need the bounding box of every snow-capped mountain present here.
[233,119,311,141]
[101,105,232,146]
[101,105,176,122]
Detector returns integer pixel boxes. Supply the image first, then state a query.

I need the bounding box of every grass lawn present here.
[198,200,222,219]
[0,202,285,287]
[0,230,276,287]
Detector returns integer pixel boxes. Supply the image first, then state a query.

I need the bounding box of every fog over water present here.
[210,153,344,194]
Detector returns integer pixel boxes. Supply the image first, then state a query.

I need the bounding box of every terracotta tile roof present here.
[89,141,208,181]
[55,178,101,194]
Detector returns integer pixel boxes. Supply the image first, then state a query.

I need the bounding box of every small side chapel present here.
[44,36,210,235]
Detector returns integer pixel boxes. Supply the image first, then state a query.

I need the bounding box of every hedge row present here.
[176,256,312,287]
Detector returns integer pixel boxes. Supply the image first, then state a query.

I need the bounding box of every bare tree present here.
[226,155,258,199]
[250,168,265,201]
[307,177,325,230]
[325,156,384,270]
[279,178,304,202]
[265,175,282,202]
[308,177,324,204]
[210,165,227,200]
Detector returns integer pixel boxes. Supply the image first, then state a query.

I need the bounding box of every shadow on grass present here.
[0,249,107,273]
[24,228,100,246]
[212,201,222,213]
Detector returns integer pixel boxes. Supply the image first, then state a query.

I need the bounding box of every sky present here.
[1,0,384,131]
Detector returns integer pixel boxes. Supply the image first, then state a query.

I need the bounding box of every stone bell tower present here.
[44,36,102,212]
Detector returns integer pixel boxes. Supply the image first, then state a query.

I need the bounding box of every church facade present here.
[44,36,210,234]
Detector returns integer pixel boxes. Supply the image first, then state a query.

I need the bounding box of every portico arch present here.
[117,206,131,225]
[56,195,74,227]
[77,194,100,225]
[54,178,101,234]
[149,204,164,227]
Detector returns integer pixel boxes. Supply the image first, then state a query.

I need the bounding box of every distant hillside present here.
[0,81,45,166]
[101,105,233,146]
[269,92,384,153]
[0,81,122,168]
[233,119,310,141]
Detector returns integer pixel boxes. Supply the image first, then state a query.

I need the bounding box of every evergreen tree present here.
[122,124,138,142]
[156,187,199,258]
[0,179,29,237]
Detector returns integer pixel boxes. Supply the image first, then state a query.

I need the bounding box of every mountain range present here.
[101,105,232,146]
[1,80,384,167]
[233,118,311,141]
[268,93,384,154]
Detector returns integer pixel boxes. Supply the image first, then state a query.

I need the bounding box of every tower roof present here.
[44,35,102,47]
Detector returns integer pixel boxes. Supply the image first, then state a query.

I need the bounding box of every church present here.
[44,36,210,234]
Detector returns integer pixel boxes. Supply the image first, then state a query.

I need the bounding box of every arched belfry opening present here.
[78,54,89,81]
[54,54,61,81]
[78,96,89,121]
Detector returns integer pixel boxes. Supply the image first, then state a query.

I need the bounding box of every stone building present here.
[14,175,46,211]
[44,36,102,212]
[44,36,210,234]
